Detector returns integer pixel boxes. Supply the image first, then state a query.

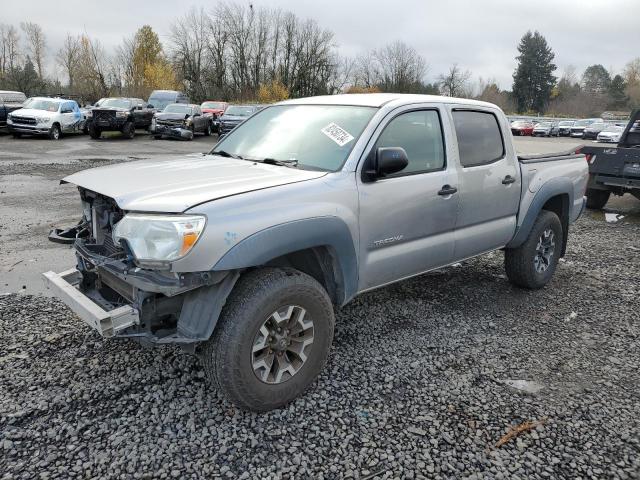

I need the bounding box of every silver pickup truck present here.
[44,94,588,411]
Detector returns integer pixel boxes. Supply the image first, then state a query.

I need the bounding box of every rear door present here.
[450,108,521,260]
[357,105,459,291]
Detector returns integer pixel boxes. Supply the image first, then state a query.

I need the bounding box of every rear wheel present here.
[505,210,562,289]
[204,122,212,136]
[201,268,335,412]
[586,188,610,210]
[11,132,21,139]
[49,124,61,140]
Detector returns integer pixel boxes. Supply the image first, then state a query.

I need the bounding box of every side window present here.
[375,110,445,176]
[452,110,505,167]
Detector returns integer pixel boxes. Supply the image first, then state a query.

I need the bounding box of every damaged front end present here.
[43,188,237,348]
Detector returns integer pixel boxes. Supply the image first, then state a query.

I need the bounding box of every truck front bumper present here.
[8,124,51,135]
[42,268,140,338]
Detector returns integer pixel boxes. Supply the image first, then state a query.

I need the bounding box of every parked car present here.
[7,97,85,140]
[218,104,264,135]
[596,124,625,143]
[580,110,640,209]
[0,90,27,130]
[510,120,534,136]
[201,101,228,132]
[147,90,189,112]
[582,121,607,140]
[570,119,599,138]
[87,97,154,139]
[151,103,213,140]
[532,121,555,137]
[44,93,588,412]
[555,120,575,136]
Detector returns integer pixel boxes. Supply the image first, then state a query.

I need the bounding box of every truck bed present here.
[518,148,583,164]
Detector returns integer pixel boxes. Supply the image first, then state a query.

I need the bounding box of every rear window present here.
[453,110,505,167]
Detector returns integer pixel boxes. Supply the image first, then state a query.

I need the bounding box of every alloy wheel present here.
[534,228,555,273]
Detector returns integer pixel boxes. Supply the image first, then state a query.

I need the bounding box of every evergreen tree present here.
[582,64,611,94]
[512,31,557,113]
[608,74,628,109]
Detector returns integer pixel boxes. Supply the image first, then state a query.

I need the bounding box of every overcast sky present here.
[3,0,638,90]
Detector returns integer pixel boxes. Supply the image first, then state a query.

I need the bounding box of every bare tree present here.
[0,24,21,75]
[438,64,471,97]
[373,41,427,92]
[56,34,81,89]
[20,22,46,78]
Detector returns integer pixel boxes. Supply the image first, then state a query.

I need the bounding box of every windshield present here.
[559,121,574,126]
[536,122,552,127]
[588,123,605,129]
[23,98,61,112]
[224,106,256,117]
[603,125,624,133]
[164,104,192,114]
[202,102,225,110]
[512,121,530,127]
[101,98,132,109]
[575,120,593,127]
[149,94,177,110]
[213,104,376,172]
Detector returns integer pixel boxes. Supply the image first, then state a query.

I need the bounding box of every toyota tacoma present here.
[44,94,588,411]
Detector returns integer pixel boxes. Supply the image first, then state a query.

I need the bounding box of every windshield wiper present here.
[255,158,299,168]
[211,150,243,159]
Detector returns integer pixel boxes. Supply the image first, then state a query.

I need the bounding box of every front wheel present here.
[122,121,135,139]
[89,124,101,139]
[204,122,212,136]
[11,132,21,139]
[505,210,563,289]
[201,268,335,412]
[586,188,610,210]
[49,124,61,140]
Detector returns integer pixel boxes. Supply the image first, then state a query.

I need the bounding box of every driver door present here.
[357,106,459,291]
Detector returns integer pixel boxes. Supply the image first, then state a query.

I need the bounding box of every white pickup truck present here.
[45,94,588,411]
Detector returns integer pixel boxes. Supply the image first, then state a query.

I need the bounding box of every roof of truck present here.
[280,93,498,109]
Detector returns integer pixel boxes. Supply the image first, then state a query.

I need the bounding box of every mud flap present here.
[176,271,240,340]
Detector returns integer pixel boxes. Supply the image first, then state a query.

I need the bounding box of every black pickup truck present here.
[87,97,154,139]
[0,90,26,129]
[580,109,640,209]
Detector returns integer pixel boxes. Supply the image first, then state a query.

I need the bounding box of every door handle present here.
[502,175,516,185]
[438,185,458,196]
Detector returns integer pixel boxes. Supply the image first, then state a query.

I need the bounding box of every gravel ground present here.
[1,213,639,479]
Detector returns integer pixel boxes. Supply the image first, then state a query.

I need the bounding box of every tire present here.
[11,132,21,138]
[122,121,135,139]
[153,135,162,140]
[49,124,61,140]
[204,122,212,136]
[505,210,563,289]
[201,267,335,412]
[586,188,610,210]
[89,124,101,139]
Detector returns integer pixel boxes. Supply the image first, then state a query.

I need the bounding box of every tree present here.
[5,56,42,95]
[56,34,81,89]
[608,75,628,109]
[623,58,640,107]
[20,22,46,78]
[257,79,289,102]
[0,24,21,76]
[373,41,427,93]
[438,64,471,97]
[512,31,556,113]
[581,64,611,94]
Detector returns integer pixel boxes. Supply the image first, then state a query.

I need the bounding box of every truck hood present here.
[63,155,327,212]
[10,108,56,118]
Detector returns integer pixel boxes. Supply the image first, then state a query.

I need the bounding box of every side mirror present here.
[363,147,409,181]
[147,104,154,109]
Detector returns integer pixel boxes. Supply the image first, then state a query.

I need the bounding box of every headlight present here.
[86,111,93,118]
[37,116,51,124]
[116,111,127,118]
[112,214,206,266]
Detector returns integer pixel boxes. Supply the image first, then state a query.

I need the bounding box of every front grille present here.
[157,119,184,127]
[94,110,116,122]
[12,116,36,125]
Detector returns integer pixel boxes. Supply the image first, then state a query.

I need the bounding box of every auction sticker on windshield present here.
[321,123,354,147]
